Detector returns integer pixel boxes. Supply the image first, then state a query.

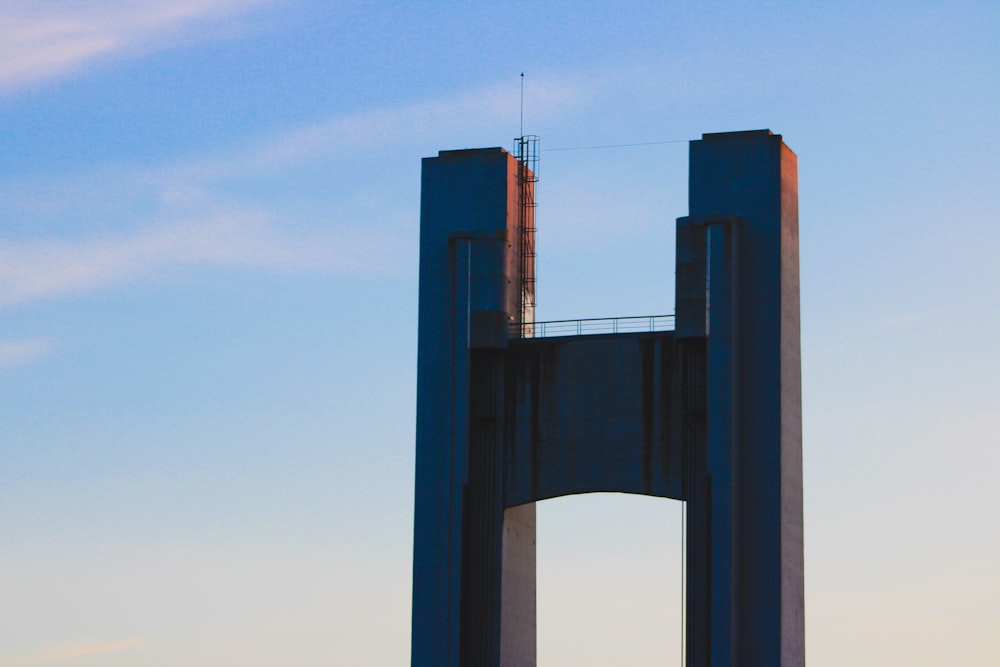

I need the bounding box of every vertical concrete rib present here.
[461,348,505,667]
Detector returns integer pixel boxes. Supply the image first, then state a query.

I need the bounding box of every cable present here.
[542,138,690,152]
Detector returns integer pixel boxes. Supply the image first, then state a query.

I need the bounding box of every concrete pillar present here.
[678,130,803,666]
[412,148,536,667]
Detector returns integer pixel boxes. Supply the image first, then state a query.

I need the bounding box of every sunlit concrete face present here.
[412,131,803,667]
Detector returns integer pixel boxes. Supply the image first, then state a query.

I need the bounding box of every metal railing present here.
[510,314,675,339]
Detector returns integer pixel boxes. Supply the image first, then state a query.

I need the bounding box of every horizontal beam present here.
[503,332,684,507]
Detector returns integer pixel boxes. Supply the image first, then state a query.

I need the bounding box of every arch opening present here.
[535,492,684,667]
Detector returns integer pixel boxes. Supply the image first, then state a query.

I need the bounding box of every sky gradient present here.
[2,2,999,665]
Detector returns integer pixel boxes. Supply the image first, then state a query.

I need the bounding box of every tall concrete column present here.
[412,148,536,667]
[678,130,803,666]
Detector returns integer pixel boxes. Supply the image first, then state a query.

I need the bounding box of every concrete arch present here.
[506,487,682,510]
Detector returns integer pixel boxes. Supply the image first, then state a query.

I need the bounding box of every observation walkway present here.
[510,314,675,339]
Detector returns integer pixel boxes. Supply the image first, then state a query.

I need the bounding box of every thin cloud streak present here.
[0,1,270,90]
[0,338,54,370]
[162,76,593,182]
[0,211,399,308]
[18,637,144,664]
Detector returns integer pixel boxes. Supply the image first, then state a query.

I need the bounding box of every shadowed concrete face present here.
[504,332,683,508]
[411,131,803,667]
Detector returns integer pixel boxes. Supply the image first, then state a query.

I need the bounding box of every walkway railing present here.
[511,314,675,339]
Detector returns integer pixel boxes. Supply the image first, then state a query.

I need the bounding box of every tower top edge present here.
[700,129,776,140]
[434,147,509,158]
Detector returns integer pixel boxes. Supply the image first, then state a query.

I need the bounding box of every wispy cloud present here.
[0,338,54,370]
[162,75,593,182]
[0,1,270,90]
[10,637,144,664]
[0,76,593,308]
[0,208,402,308]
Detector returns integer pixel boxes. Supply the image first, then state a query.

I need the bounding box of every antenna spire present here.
[519,72,524,138]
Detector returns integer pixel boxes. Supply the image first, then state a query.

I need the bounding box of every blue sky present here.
[2,1,999,665]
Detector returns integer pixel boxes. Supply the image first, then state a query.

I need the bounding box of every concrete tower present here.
[412,130,803,667]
